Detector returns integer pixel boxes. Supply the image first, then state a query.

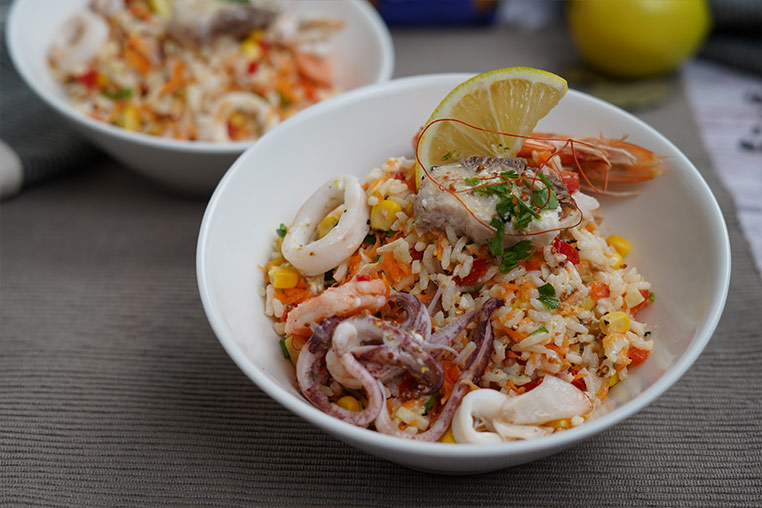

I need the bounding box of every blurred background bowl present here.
[196,73,730,473]
[6,0,394,195]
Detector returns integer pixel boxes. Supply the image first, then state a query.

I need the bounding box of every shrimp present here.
[517,132,665,192]
[284,277,389,336]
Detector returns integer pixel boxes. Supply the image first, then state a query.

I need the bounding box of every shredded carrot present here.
[503,326,528,342]
[597,383,609,401]
[518,282,534,302]
[124,47,151,75]
[273,278,312,306]
[402,399,417,409]
[160,59,187,96]
[378,252,411,285]
[440,360,462,403]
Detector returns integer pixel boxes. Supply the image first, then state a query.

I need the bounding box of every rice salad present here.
[261,152,657,444]
[48,0,343,142]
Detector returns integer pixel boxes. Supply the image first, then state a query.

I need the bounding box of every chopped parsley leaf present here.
[473,182,510,196]
[279,338,290,359]
[529,326,548,336]
[102,88,133,100]
[374,254,381,262]
[649,291,656,304]
[464,177,480,186]
[533,173,559,210]
[276,223,288,237]
[488,218,505,258]
[538,283,556,297]
[424,394,436,413]
[538,296,561,310]
[442,152,452,161]
[500,240,532,273]
[500,170,519,180]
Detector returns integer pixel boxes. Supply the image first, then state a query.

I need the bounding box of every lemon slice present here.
[416,67,568,178]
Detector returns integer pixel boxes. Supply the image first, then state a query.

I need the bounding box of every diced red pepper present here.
[560,170,580,194]
[629,289,652,315]
[628,346,650,366]
[521,377,544,392]
[454,258,488,286]
[553,236,580,265]
[355,274,371,282]
[247,61,260,74]
[589,281,611,299]
[522,249,544,271]
[409,249,423,261]
[76,69,99,90]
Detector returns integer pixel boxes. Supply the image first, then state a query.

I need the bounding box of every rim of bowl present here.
[197,73,731,459]
[5,0,395,155]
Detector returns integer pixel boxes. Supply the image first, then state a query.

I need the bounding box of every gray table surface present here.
[2,26,761,507]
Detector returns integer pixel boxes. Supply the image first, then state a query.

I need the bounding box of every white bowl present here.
[197,74,731,473]
[6,0,394,194]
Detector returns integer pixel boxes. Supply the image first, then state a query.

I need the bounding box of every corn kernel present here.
[150,0,172,16]
[370,199,402,231]
[608,373,619,387]
[600,311,630,334]
[439,426,457,443]
[581,297,595,311]
[268,265,299,289]
[546,418,571,429]
[606,235,631,257]
[337,395,362,412]
[122,106,140,131]
[611,251,624,269]
[284,335,306,366]
[241,38,263,60]
[96,73,109,88]
[317,214,340,239]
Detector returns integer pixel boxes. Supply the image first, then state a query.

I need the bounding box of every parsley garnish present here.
[464,177,480,186]
[537,283,560,309]
[424,394,436,414]
[649,291,655,304]
[488,218,504,258]
[279,337,290,359]
[473,182,510,196]
[276,224,288,237]
[529,326,548,336]
[374,254,381,262]
[500,170,519,180]
[102,88,132,100]
[442,152,452,161]
[533,173,559,210]
[500,241,532,273]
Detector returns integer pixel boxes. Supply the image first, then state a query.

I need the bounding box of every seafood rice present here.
[261,136,659,443]
[48,0,343,142]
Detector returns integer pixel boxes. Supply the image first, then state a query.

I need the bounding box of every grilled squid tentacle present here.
[373,297,503,441]
[50,11,109,73]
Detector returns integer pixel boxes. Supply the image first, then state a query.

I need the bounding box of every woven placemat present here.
[1,26,760,508]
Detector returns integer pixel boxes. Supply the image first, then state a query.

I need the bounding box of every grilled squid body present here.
[281,175,370,277]
[451,375,593,443]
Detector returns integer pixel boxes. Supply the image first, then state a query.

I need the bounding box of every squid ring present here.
[211,92,278,142]
[51,11,110,74]
[282,175,370,276]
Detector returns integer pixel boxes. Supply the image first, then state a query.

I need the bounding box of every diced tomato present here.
[552,236,580,265]
[227,122,240,140]
[628,347,650,366]
[247,61,260,74]
[521,377,544,392]
[522,249,544,271]
[409,249,424,261]
[355,274,371,282]
[589,281,611,299]
[629,289,652,315]
[560,170,580,194]
[571,376,587,391]
[76,69,98,90]
[454,258,488,286]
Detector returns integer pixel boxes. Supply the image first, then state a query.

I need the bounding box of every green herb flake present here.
[533,173,559,210]
[279,337,290,359]
[464,177,480,186]
[538,283,556,297]
[467,283,484,294]
[529,326,549,336]
[374,254,381,263]
[538,296,561,310]
[276,223,288,237]
[488,218,505,258]
[500,240,532,273]
[442,152,452,161]
[500,170,519,180]
[424,394,436,413]
[363,233,376,244]
[102,88,133,100]
[649,291,655,304]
